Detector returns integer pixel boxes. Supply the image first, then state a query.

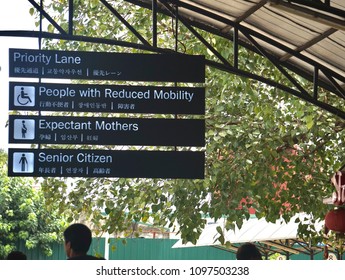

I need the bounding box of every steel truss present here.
[0,0,344,119]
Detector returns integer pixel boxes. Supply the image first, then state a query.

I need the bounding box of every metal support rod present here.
[174,3,178,152]
[100,0,150,46]
[206,59,345,119]
[28,0,67,35]
[160,0,232,68]
[313,66,318,100]
[175,3,178,52]
[233,27,238,69]
[243,30,310,97]
[38,0,43,151]
[152,0,157,47]
[310,249,314,260]
[39,0,43,50]
[69,0,74,35]
[320,69,345,99]
[279,0,345,18]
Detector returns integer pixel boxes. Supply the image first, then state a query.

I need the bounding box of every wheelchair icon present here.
[17,87,32,105]
[15,86,35,106]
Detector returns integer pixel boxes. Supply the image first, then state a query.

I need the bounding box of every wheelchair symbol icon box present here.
[14,86,35,106]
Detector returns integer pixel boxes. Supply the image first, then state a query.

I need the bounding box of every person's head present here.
[236,242,262,260]
[63,223,92,258]
[7,251,27,260]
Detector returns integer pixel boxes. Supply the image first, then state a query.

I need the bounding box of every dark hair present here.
[236,242,262,260]
[7,251,27,260]
[63,223,92,254]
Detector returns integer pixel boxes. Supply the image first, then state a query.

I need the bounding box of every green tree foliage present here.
[31,0,344,246]
[0,150,66,259]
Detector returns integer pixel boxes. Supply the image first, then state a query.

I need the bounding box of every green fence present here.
[11,238,342,260]
[14,237,105,260]
[109,238,235,260]
[13,238,234,260]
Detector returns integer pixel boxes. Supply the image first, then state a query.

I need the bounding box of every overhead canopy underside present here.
[154,0,345,89]
[0,0,344,118]
[127,0,345,119]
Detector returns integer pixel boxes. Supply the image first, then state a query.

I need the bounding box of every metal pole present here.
[234,27,238,69]
[39,0,43,49]
[69,0,74,35]
[175,3,178,52]
[174,3,178,152]
[313,66,319,100]
[152,0,157,47]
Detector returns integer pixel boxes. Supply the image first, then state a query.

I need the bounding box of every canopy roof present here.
[129,0,345,119]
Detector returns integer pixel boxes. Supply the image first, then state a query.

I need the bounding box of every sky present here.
[0,0,38,150]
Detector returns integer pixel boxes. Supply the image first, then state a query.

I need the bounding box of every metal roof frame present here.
[126,0,345,119]
[0,0,345,119]
[0,0,344,119]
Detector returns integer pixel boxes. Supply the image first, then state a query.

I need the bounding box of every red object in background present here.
[331,171,345,205]
[325,207,345,233]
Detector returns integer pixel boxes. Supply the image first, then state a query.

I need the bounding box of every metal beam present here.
[269,0,345,31]
[280,0,345,18]
[160,0,232,68]
[69,0,74,35]
[152,0,158,47]
[100,0,151,46]
[279,28,338,62]
[27,0,67,35]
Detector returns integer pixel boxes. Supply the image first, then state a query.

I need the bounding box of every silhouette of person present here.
[63,223,105,260]
[7,251,27,260]
[21,120,28,138]
[20,87,32,103]
[19,153,28,171]
[236,242,262,260]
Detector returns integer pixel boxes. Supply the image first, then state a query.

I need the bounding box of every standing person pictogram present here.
[21,120,27,138]
[13,119,35,140]
[12,152,34,173]
[19,153,29,172]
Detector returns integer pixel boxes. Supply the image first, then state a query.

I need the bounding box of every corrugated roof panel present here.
[308,40,345,78]
[186,0,259,18]
[247,11,312,46]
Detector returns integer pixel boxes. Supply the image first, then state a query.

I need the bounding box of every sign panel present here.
[8,148,205,179]
[9,82,205,115]
[9,115,205,147]
[9,48,205,82]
